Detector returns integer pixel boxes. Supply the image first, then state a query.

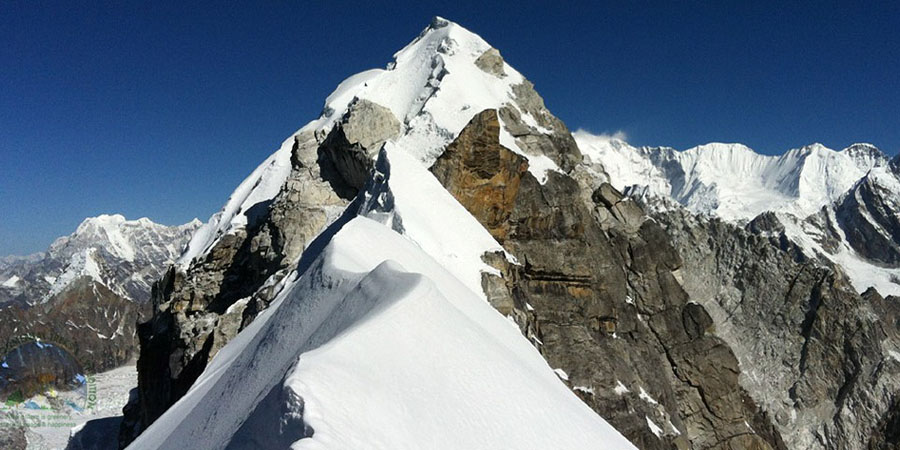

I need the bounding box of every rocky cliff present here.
[432,109,783,449]
[651,207,900,449]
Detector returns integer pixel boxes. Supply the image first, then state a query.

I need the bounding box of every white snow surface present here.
[575,132,886,221]
[646,416,663,438]
[126,217,635,450]
[2,275,20,287]
[179,17,564,268]
[357,144,507,299]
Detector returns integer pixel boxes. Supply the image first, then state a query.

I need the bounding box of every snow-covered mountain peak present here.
[575,132,890,221]
[303,16,531,159]
[180,18,576,268]
[1,215,199,306]
[426,15,451,30]
[76,213,127,229]
[841,142,889,168]
[56,214,197,263]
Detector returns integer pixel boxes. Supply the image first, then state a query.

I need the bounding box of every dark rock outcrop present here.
[654,207,900,449]
[66,416,122,450]
[119,104,400,446]
[431,110,528,242]
[432,108,783,449]
[835,172,900,265]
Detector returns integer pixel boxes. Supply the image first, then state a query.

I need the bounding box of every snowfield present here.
[127,217,634,450]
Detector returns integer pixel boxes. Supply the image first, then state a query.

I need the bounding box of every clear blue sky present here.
[2,1,899,255]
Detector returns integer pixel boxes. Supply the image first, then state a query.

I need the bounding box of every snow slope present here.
[126,217,634,450]
[179,17,563,268]
[356,143,510,300]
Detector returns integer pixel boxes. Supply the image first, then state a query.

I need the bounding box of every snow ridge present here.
[128,217,634,450]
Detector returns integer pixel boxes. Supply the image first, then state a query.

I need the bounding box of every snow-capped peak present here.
[575,132,888,221]
[55,214,198,263]
[841,142,889,169]
[180,17,570,269]
[301,15,532,163]
[0,214,200,305]
[71,214,145,261]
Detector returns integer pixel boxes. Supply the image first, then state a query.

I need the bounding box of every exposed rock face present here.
[0,278,146,375]
[835,170,900,265]
[319,99,402,190]
[474,48,506,77]
[119,103,399,446]
[431,110,528,242]
[653,207,900,449]
[433,108,783,449]
[499,98,583,175]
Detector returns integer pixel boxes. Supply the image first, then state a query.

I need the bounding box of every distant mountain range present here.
[0,214,200,307]
[0,215,198,373]
[577,132,900,295]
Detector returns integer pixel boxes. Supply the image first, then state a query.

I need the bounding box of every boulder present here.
[474,48,506,77]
